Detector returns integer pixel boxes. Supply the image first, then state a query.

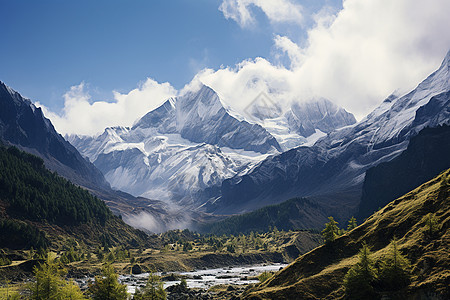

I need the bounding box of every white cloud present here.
[209,0,450,119]
[39,78,176,135]
[219,0,303,27]
[273,34,303,68]
[41,0,450,135]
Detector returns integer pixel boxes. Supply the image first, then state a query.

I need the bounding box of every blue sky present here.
[1,0,448,135]
[0,0,339,110]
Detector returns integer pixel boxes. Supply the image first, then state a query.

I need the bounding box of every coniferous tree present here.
[378,238,411,291]
[322,216,340,243]
[88,265,128,300]
[343,243,378,299]
[29,257,86,300]
[134,271,166,300]
[347,217,358,231]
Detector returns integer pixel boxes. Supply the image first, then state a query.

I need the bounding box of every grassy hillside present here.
[0,145,149,251]
[244,168,450,299]
[200,197,328,235]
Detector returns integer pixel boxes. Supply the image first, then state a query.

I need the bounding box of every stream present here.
[117,263,288,295]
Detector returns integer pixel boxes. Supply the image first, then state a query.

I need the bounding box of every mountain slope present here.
[0,145,149,250]
[358,124,450,220]
[245,168,450,299]
[285,98,356,138]
[207,50,450,215]
[134,84,281,153]
[0,81,186,232]
[0,81,108,191]
[199,197,329,235]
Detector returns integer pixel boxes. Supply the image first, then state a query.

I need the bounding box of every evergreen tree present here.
[29,257,86,300]
[321,216,340,243]
[347,217,358,231]
[88,265,128,300]
[378,238,410,291]
[343,243,378,299]
[134,271,166,300]
[182,242,192,252]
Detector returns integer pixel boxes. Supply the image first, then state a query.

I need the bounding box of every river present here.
[117,263,287,295]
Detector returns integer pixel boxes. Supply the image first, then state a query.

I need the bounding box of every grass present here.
[245,168,450,299]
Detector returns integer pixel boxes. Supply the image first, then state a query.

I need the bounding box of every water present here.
[118,263,287,295]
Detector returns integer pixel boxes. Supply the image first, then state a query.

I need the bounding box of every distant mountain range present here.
[204,50,450,217]
[69,84,355,205]
[1,50,448,234]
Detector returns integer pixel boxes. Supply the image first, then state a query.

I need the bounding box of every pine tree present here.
[88,265,128,300]
[343,243,378,299]
[378,238,410,291]
[134,271,166,300]
[29,257,86,300]
[321,216,340,243]
[347,216,358,231]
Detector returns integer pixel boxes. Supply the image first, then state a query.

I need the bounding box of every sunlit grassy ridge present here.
[245,168,450,299]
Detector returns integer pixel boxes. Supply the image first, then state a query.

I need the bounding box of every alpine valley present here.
[1,48,449,299]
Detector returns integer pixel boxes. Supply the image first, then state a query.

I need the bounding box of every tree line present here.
[0,146,112,229]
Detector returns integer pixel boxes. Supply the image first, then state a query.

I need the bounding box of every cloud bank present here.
[41,0,450,135]
[209,0,450,119]
[39,79,176,135]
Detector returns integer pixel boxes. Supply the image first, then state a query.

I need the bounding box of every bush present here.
[258,272,273,284]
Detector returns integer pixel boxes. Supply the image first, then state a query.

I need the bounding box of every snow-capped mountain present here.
[285,98,356,138]
[0,80,182,232]
[69,85,278,203]
[70,84,355,204]
[135,85,282,153]
[205,50,450,215]
[251,97,356,150]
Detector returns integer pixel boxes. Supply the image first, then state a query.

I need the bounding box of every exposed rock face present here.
[135,85,282,153]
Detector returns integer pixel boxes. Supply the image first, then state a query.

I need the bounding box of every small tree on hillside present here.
[347,217,358,231]
[183,242,193,252]
[322,216,340,243]
[343,243,378,299]
[378,238,410,291]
